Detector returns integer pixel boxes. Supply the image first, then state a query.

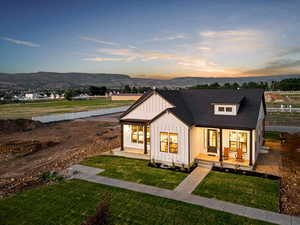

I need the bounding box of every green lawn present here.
[80,155,187,189]
[264,131,281,141]
[0,99,134,119]
[0,179,273,225]
[193,171,280,212]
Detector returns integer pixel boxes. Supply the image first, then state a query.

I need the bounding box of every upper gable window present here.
[214,104,237,115]
[225,107,232,112]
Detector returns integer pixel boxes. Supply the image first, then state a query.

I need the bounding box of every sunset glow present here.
[1,0,300,78]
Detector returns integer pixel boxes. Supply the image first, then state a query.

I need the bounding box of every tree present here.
[64,89,75,100]
[89,86,107,96]
[123,85,131,93]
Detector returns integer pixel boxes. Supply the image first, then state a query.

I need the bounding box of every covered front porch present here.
[120,119,150,155]
[191,127,254,169]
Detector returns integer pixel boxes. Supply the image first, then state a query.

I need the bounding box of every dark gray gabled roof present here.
[156,89,265,129]
[121,88,265,129]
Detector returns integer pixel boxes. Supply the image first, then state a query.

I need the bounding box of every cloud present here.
[197,29,266,53]
[244,59,300,75]
[80,36,119,46]
[275,47,300,58]
[144,33,189,42]
[196,46,211,51]
[83,57,126,62]
[0,37,40,47]
[128,45,136,49]
[92,47,239,74]
[199,30,259,41]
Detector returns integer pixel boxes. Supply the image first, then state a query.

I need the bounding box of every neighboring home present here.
[119,89,265,170]
[111,93,142,101]
[25,93,40,100]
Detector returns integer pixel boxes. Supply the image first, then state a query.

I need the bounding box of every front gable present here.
[121,92,173,120]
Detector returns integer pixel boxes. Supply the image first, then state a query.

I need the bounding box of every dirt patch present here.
[279,133,300,216]
[0,119,43,134]
[0,119,120,198]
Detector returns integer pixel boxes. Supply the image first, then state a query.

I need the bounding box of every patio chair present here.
[236,148,244,162]
[223,147,229,160]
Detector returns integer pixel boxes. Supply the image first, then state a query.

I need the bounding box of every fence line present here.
[32,106,130,123]
[267,107,300,113]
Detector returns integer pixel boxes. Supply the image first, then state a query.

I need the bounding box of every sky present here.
[1,0,300,79]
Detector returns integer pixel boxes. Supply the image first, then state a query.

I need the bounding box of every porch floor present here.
[196,153,250,167]
[112,147,150,160]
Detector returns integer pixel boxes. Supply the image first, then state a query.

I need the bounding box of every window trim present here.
[160,132,178,154]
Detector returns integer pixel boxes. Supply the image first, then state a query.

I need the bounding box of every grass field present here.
[80,155,188,189]
[193,171,280,212]
[0,98,134,119]
[265,112,300,126]
[0,179,273,225]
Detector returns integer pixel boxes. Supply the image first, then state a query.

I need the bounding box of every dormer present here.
[212,96,244,116]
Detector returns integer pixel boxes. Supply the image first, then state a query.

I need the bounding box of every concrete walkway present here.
[65,164,300,225]
[174,166,212,193]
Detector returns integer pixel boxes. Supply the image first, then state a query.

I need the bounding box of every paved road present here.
[32,106,129,123]
[77,112,122,123]
[266,126,300,133]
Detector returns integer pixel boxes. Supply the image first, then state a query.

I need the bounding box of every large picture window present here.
[131,125,150,145]
[160,132,178,153]
[131,125,144,144]
[229,131,247,153]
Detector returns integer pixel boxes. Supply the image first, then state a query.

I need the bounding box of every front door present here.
[207,129,218,155]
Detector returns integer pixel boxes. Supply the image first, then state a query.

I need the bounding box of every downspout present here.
[188,126,191,170]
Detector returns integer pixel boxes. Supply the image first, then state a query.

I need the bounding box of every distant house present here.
[119,89,265,170]
[111,93,142,101]
[25,93,40,100]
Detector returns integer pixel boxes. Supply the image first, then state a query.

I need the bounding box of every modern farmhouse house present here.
[119,89,265,170]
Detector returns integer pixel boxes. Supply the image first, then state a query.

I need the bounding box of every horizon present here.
[1,71,300,81]
[1,0,300,78]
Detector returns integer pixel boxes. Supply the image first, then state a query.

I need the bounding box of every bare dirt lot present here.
[0,119,120,198]
[256,136,300,216]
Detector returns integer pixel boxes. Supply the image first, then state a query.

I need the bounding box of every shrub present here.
[38,171,64,181]
[81,194,112,225]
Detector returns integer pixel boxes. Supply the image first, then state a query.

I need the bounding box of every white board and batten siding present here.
[122,93,173,120]
[150,111,190,167]
[255,101,265,161]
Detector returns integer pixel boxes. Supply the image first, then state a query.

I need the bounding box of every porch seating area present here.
[196,153,250,167]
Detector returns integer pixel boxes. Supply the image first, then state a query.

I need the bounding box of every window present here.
[229,131,247,153]
[225,107,233,112]
[218,106,225,112]
[160,132,168,152]
[214,104,236,115]
[131,125,144,144]
[169,133,178,153]
[160,132,178,153]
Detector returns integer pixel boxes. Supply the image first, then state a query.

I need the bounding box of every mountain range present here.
[1,72,300,91]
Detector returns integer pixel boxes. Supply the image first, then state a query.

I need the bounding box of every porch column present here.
[143,124,147,154]
[219,129,223,162]
[120,122,124,151]
[249,130,253,166]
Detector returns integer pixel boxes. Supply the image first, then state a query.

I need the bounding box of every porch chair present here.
[223,147,229,160]
[236,148,244,162]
